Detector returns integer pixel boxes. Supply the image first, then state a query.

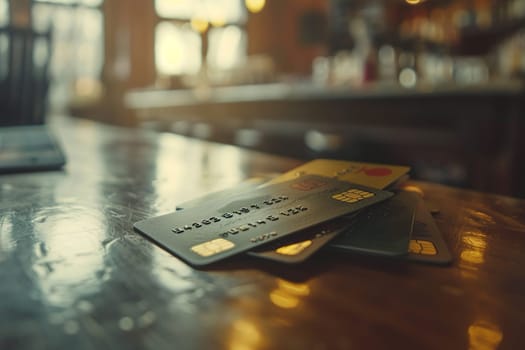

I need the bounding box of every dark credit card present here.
[407,197,453,265]
[329,191,418,257]
[134,175,393,266]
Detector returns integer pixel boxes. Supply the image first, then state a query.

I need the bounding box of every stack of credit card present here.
[134,159,452,266]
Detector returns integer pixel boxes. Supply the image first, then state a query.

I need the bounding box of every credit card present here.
[246,215,353,263]
[176,160,410,212]
[329,194,452,264]
[407,198,452,265]
[246,160,410,263]
[174,176,348,264]
[266,159,410,189]
[174,178,351,264]
[329,191,418,257]
[134,175,393,266]
[174,159,411,264]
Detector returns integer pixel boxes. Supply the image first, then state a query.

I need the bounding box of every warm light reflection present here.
[400,185,424,197]
[191,17,209,33]
[460,250,485,265]
[277,279,311,296]
[229,319,262,350]
[459,230,488,275]
[270,290,300,309]
[245,0,266,13]
[460,231,488,263]
[469,210,496,225]
[276,240,312,256]
[406,0,426,5]
[468,321,503,350]
[462,234,488,250]
[269,279,310,309]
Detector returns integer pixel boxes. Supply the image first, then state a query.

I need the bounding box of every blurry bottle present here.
[398,50,418,88]
[311,56,331,86]
[378,45,397,82]
[363,47,378,83]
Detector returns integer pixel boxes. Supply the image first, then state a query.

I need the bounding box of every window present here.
[155,0,245,23]
[155,0,194,20]
[0,0,9,26]
[32,0,104,110]
[155,22,202,75]
[0,2,8,81]
[154,0,247,79]
[207,25,246,71]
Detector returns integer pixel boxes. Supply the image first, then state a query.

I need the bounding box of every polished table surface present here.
[1,116,524,350]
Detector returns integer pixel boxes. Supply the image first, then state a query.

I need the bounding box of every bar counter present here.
[1,116,524,349]
[124,81,525,198]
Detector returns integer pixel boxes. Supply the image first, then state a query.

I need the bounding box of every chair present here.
[0,26,52,126]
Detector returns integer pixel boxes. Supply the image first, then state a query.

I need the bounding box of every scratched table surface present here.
[1,116,524,350]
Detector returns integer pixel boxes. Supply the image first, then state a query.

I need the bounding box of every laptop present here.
[0,26,66,173]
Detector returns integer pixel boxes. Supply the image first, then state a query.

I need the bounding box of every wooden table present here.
[1,116,524,350]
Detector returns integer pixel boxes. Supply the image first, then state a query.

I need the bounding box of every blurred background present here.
[1,0,524,197]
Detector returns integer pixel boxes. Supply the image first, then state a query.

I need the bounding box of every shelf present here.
[454,17,525,55]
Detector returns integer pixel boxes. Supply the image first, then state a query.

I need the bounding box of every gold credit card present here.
[266,159,410,190]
